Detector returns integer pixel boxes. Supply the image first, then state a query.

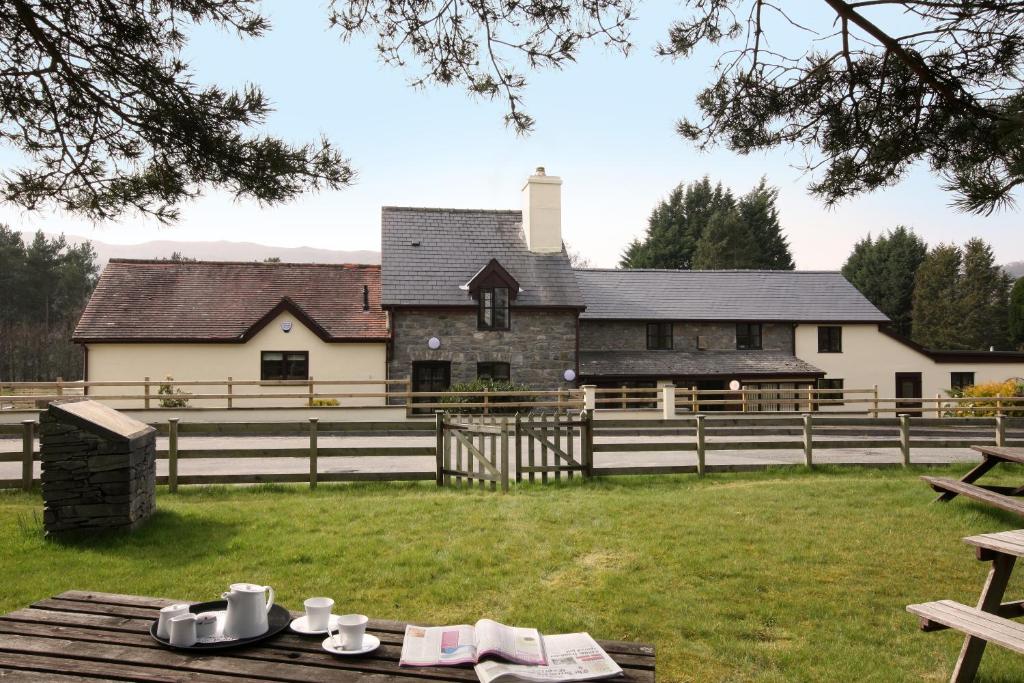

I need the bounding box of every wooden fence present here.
[2,413,1023,491]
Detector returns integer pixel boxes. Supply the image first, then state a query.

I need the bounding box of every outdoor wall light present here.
[729,380,741,391]
[281,321,293,333]
[427,337,441,350]
[563,369,576,382]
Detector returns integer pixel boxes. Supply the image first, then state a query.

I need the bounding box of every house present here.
[380,169,584,400]
[73,168,1024,414]
[73,260,389,406]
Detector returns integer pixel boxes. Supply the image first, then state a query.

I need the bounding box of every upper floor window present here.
[261,351,308,381]
[950,372,975,391]
[478,287,510,330]
[646,322,673,350]
[477,361,511,383]
[818,326,843,353]
[736,323,762,350]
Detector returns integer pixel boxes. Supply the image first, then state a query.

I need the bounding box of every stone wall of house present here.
[389,308,578,390]
[579,321,794,353]
[40,402,156,535]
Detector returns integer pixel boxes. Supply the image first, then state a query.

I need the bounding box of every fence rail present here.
[3,412,1023,491]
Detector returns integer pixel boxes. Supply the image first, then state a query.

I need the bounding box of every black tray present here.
[149,599,292,651]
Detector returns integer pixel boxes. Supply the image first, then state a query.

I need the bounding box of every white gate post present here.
[582,385,597,412]
[662,384,675,420]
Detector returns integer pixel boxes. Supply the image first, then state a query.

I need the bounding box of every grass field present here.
[3,466,1024,682]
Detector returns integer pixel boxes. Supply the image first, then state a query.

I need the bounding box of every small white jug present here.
[169,613,198,647]
[156,604,190,640]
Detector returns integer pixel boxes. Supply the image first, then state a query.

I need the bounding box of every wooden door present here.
[412,361,451,413]
[895,372,923,415]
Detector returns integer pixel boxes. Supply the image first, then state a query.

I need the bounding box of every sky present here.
[1,2,1020,269]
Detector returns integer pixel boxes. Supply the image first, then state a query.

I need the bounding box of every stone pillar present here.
[40,399,156,536]
[661,385,676,420]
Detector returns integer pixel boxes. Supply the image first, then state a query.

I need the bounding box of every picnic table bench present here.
[908,529,1024,682]
[921,446,1024,516]
[0,590,656,682]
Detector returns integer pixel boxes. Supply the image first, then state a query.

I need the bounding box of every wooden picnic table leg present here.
[936,457,1001,503]
[951,553,1016,682]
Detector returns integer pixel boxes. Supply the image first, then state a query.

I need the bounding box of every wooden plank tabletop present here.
[0,591,656,682]
[964,529,1024,558]
[971,445,1024,464]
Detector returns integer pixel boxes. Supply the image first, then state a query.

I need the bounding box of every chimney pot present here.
[535,166,546,176]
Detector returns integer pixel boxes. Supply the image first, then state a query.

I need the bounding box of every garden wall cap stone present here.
[48,399,155,445]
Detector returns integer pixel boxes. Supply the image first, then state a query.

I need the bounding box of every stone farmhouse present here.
[74,169,1024,411]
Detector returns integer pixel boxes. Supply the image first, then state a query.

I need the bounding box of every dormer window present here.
[479,287,510,330]
[465,259,518,332]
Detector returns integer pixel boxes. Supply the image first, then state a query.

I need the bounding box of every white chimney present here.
[522,167,562,253]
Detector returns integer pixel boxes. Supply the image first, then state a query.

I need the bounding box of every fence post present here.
[500,419,510,493]
[144,376,151,410]
[805,387,814,413]
[483,387,489,416]
[309,417,318,490]
[802,413,813,469]
[899,414,911,466]
[21,420,34,491]
[695,414,705,477]
[741,386,748,414]
[584,409,595,477]
[691,385,699,413]
[872,384,879,418]
[168,418,179,493]
[662,384,675,420]
[582,385,596,412]
[934,393,942,419]
[227,377,233,409]
[308,376,315,407]
[514,414,522,483]
[995,414,1005,448]
[55,376,63,397]
[434,412,444,486]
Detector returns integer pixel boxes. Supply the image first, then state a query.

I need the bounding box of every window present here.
[261,351,309,381]
[478,287,510,330]
[950,372,975,391]
[477,362,511,383]
[646,322,673,350]
[736,323,762,350]
[816,377,844,407]
[818,326,843,353]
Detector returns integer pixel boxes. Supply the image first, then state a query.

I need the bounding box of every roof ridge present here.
[107,258,380,268]
[382,206,521,215]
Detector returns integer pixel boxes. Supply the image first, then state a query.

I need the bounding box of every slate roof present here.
[579,350,824,378]
[380,207,584,307]
[574,269,889,322]
[74,260,389,342]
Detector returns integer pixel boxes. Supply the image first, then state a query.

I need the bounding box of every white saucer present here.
[321,633,380,656]
[290,614,342,635]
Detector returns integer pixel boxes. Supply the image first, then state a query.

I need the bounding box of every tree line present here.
[843,229,1022,352]
[0,226,98,382]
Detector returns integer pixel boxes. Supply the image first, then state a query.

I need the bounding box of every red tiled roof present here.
[73,260,389,342]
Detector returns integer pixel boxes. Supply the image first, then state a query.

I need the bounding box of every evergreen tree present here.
[959,238,1012,350]
[841,226,928,336]
[620,177,793,270]
[1010,278,1024,350]
[912,244,965,349]
[692,208,760,269]
[737,179,794,270]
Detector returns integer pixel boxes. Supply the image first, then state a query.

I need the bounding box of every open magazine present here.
[400,619,547,667]
[474,633,623,683]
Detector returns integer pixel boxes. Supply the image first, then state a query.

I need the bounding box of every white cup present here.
[169,613,198,647]
[156,604,191,640]
[304,597,334,632]
[331,614,368,651]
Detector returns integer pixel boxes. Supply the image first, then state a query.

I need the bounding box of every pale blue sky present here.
[2,2,1020,268]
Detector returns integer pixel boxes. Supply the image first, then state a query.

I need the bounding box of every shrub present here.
[439,378,533,415]
[946,378,1024,417]
[311,398,339,407]
[157,376,189,408]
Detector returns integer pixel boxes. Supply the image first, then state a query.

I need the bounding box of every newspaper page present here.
[474,619,547,665]
[474,633,623,683]
[400,624,478,666]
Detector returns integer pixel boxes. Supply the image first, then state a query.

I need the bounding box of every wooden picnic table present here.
[0,590,656,682]
[908,529,1024,682]
[921,446,1024,516]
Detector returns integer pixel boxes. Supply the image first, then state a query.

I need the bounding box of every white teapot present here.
[221,583,275,639]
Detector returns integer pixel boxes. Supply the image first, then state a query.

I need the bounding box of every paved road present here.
[0,433,981,480]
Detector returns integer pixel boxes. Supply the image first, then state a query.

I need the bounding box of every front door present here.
[412,361,451,414]
[895,372,923,415]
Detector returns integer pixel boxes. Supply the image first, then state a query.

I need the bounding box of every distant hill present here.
[50,233,380,268]
[1005,261,1024,279]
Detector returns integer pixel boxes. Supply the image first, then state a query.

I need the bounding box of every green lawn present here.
[3,466,1024,682]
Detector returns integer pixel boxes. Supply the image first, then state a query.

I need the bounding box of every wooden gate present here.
[435,411,594,492]
[515,411,592,483]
